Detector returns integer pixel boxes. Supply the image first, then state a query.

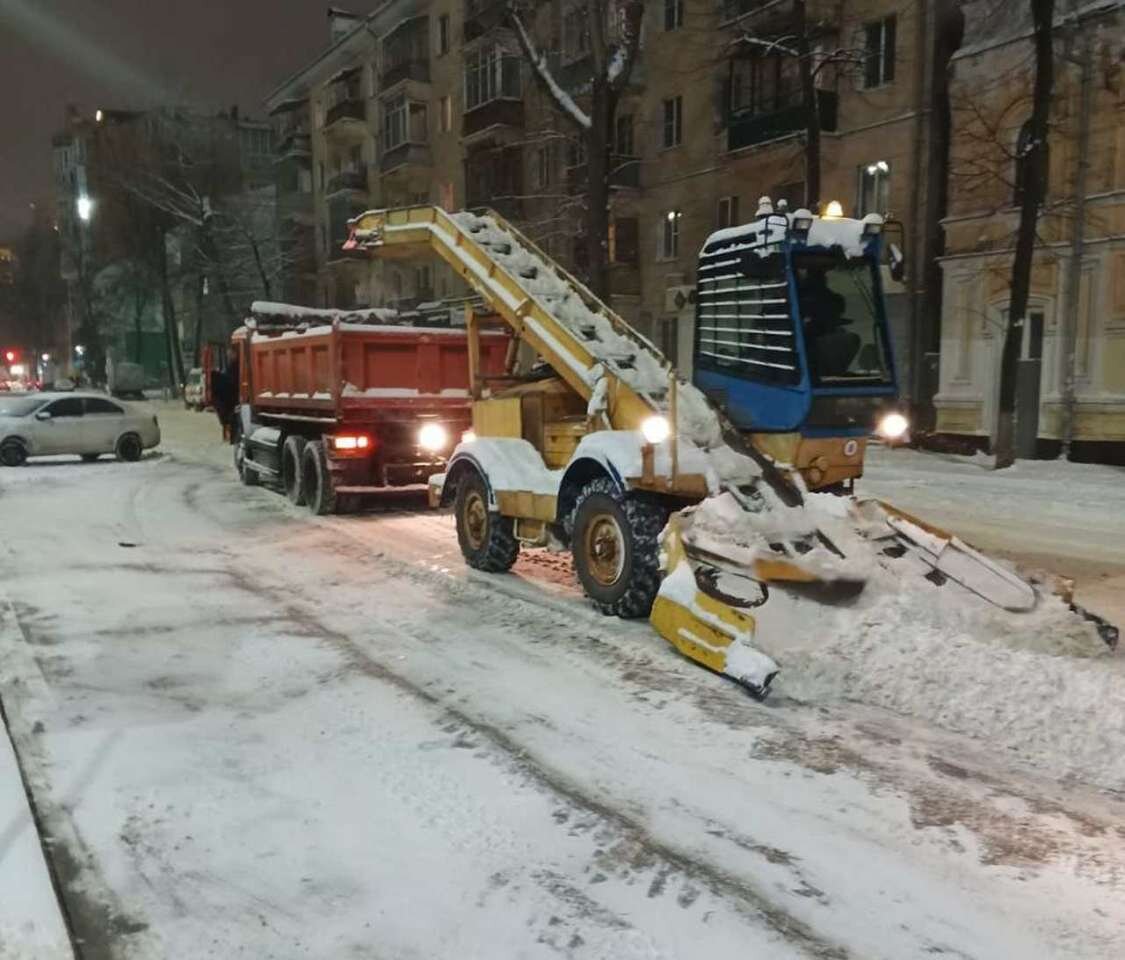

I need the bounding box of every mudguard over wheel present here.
[281,435,307,505]
[115,433,143,462]
[569,477,667,618]
[234,435,258,486]
[454,470,519,572]
[0,441,27,467]
[301,440,337,515]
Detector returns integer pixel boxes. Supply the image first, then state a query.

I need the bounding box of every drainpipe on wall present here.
[906,0,930,416]
[1059,18,1093,460]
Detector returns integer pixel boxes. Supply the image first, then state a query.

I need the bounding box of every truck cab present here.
[693,201,904,488]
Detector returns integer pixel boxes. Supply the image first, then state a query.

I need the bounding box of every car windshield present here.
[0,396,48,417]
[793,252,893,386]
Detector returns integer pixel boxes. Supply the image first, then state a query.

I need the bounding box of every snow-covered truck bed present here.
[230,302,508,510]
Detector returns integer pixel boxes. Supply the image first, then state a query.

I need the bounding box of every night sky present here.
[0,0,368,241]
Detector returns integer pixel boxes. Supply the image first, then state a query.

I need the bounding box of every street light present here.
[77,195,93,222]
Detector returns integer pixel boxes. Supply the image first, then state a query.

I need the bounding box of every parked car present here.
[184,368,204,410]
[0,392,161,466]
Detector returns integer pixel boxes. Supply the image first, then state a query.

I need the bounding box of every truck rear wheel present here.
[570,478,666,619]
[281,436,307,505]
[454,472,518,572]
[235,438,258,486]
[301,440,337,515]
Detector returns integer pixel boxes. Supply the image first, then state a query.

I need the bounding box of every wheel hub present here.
[464,491,488,550]
[585,513,625,586]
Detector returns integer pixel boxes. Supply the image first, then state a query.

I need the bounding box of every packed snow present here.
[1,405,1123,958]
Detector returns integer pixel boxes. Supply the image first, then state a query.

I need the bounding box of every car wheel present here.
[115,433,143,462]
[0,440,27,467]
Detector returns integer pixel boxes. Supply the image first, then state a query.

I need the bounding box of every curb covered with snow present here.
[0,594,73,960]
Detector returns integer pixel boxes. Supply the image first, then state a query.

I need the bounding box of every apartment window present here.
[864,16,896,88]
[439,95,452,132]
[416,264,433,298]
[569,137,587,167]
[662,96,682,148]
[610,217,639,264]
[614,114,634,156]
[858,160,890,215]
[564,5,591,61]
[729,55,800,116]
[535,145,553,189]
[660,210,682,259]
[384,95,407,150]
[437,14,450,56]
[465,44,521,110]
[298,167,313,193]
[1013,121,1048,206]
[717,195,740,228]
[774,180,805,208]
[664,0,683,30]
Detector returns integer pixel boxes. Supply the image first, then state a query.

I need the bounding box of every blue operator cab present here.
[692,198,907,489]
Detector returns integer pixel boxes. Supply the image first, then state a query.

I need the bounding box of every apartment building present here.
[268,1,947,414]
[935,0,1125,456]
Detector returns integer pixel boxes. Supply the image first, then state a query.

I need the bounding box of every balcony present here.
[463,0,508,43]
[608,264,641,297]
[277,191,314,224]
[381,58,430,90]
[275,129,311,158]
[382,16,430,90]
[727,89,837,151]
[462,98,524,138]
[380,141,431,173]
[324,98,366,130]
[325,166,368,197]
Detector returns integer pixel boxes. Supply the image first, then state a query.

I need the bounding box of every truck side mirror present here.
[889,243,905,283]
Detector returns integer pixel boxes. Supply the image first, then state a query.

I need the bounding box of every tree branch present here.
[509,5,592,129]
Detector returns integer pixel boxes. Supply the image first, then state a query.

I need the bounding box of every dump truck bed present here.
[236,319,508,423]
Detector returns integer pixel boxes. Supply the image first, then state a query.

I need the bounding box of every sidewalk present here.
[0,598,72,960]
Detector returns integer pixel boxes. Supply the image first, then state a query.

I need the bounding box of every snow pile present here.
[700,212,873,261]
[668,487,1124,789]
[250,301,400,324]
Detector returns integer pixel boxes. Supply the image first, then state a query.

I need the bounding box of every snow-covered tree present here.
[508,0,644,300]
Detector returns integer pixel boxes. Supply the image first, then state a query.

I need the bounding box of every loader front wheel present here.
[570,478,666,619]
[454,472,518,572]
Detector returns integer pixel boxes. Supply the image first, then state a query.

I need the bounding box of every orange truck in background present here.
[229,302,508,514]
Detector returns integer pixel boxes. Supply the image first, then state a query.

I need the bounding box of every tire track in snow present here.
[205,560,850,959]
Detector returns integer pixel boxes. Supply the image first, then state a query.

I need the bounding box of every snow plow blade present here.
[856,500,1037,612]
[650,515,780,700]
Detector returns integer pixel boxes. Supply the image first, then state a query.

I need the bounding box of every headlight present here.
[640,415,671,444]
[877,412,909,440]
[418,423,449,452]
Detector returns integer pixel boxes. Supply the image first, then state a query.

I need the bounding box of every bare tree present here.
[729,7,867,211]
[994,0,1055,468]
[508,0,644,300]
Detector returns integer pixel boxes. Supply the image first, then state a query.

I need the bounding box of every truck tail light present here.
[327,434,372,456]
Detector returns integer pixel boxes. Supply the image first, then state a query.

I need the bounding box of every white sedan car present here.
[0,392,161,466]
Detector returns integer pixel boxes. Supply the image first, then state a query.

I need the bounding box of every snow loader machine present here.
[346,204,1117,699]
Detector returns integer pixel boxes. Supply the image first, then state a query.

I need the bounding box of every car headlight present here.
[640,415,671,445]
[418,423,449,452]
[877,412,909,440]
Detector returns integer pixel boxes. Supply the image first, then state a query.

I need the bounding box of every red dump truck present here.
[230,302,508,514]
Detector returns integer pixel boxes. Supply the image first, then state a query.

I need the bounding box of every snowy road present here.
[1,407,1124,959]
